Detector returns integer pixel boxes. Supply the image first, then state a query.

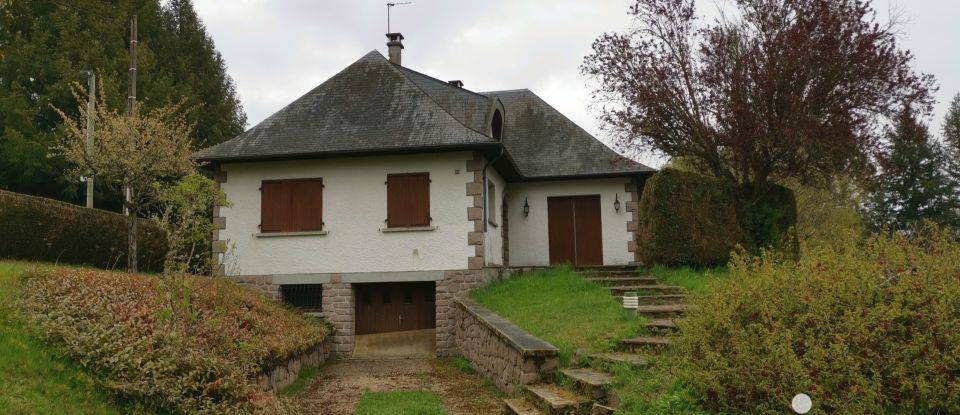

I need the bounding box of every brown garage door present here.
[548,195,603,266]
[354,282,436,335]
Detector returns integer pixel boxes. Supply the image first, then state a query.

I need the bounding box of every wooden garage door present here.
[548,195,603,266]
[354,282,436,335]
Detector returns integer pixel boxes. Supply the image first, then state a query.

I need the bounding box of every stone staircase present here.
[503,266,687,414]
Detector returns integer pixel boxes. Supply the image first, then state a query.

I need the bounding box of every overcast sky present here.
[194,0,960,167]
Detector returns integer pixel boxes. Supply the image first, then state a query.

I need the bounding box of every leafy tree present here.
[152,172,230,275]
[582,0,934,201]
[943,93,960,183]
[865,105,960,230]
[0,0,244,206]
[52,84,195,272]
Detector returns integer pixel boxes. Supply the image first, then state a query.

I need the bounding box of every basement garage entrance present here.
[353,282,436,358]
[547,195,604,266]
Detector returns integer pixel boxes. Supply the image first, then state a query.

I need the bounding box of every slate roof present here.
[482,89,654,178]
[197,50,654,178]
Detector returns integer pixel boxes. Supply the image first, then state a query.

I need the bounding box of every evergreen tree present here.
[0,0,245,207]
[866,105,960,230]
[943,93,960,183]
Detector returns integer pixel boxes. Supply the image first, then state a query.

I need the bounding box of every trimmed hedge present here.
[0,190,166,271]
[636,169,743,266]
[636,169,798,266]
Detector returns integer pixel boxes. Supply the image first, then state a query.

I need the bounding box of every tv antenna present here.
[387,2,411,33]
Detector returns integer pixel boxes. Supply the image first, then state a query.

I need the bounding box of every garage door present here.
[354,282,436,335]
[547,195,603,266]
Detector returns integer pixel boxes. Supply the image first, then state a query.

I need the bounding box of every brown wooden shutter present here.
[261,178,323,232]
[387,173,430,227]
[261,181,286,232]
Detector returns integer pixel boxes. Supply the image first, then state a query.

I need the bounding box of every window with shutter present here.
[386,173,430,227]
[260,178,323,232]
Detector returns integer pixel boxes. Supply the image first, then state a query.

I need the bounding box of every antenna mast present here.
[387,2,411,33]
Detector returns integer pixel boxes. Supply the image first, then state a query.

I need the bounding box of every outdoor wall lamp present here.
[614,194,621,213]
[523,198,530,217]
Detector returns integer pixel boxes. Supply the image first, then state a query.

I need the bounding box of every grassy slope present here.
[471,266,644,365]
[0,261,125,415]
[355,391,447,415]
[649,265,729,293]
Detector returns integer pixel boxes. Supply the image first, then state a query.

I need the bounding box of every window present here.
[386,173,430,227]
[281,284,322,311]
[260,178,323,233]
[487,181,497,226]
[491,109,504,140]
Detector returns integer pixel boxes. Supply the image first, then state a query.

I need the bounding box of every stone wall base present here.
[254,337,331,393]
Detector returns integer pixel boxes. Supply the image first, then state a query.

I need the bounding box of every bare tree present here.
[583,0,935,201]
[53,82,196,272]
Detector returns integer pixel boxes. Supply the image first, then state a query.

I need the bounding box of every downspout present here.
[481,146,506,233]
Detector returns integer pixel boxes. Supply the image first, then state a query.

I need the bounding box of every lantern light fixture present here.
[523,198,530,217]
[614,193,621,212]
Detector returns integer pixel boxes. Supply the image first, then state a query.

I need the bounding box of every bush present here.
[636,169,742,266]
[678,228,960,414]
[0,190,167,271]
[17,267,330,414]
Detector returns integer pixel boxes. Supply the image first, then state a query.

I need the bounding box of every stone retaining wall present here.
[254,337,332,393]
[454,298,559,395]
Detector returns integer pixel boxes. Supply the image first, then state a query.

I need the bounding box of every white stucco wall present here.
[505,178,633,266]
[219,152,474,275]
[484,167,505,266]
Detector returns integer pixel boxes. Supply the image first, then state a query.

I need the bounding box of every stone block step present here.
[619,336,672,352]
[588,352,649,368]
[644,318,679,331]
[525,383,592,415]
[591,403,617,415]
[609,285,683,296]
[635,294,686,305]
[504,397,546,415]
[634,304,688,319]
[589,276,659,286]
[574,265,637,273]
[560,368,615,400]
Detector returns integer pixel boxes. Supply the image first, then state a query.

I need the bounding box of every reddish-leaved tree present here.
[583,0,935,199]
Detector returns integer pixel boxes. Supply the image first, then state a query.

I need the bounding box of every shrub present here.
[0,190,167,271]
[742,184,799,258]
[678,228,960,414]
[636,169,742,266]
[17,267,330,414]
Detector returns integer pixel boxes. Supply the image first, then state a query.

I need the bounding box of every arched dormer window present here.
[491,109,504,141]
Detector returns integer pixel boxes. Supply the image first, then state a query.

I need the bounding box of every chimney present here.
[447,80,464,88]
[386,33,404,65]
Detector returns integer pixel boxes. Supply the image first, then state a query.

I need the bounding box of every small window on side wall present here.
[487,181,497,226]
[260,178,323,233]
[281,284,322,312]
[386,173,430,227]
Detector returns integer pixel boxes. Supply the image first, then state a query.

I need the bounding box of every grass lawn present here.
[0,261,131,414]
[355,390,446,415]
[471,266,644,365]
[648,265,729,293]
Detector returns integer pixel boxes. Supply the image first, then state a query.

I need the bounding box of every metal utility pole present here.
[81,70,96,208]
[123,15,137,216]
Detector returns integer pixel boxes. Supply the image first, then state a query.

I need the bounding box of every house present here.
[196,33,655,358]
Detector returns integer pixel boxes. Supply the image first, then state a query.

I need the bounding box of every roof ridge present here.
[480,88,531,94]
[387,62,494,140]
[394,63,493,101]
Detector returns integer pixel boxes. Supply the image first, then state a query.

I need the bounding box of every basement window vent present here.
[280,284,323,312]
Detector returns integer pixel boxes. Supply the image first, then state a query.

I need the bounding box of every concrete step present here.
[634,304,688,319]
[609,285,683,296]
[588,276,659,286]
[588,352,649,368]
[618,336,672,352]
[560,367,615,401]
[574,265,637,273]
[635,294,686,305]
[643,318,679,331]
[525,383,592,415]
[591,403,617,415]
[504,397,546,415]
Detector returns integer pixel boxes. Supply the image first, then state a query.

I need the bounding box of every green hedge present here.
[636,169,743,266]
[0,190,166,271]
[636,169,798,266]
